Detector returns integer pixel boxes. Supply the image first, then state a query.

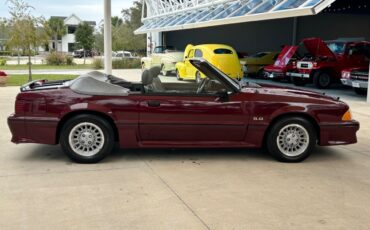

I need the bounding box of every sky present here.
[0,0,135,24]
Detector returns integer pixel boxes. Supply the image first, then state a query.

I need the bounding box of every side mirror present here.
[216,89,229,102]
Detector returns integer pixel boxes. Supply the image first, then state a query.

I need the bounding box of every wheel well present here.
[262,113,320,147]
[55,110,119,144]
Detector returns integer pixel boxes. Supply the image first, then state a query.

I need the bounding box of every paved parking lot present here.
[1,72,370,230]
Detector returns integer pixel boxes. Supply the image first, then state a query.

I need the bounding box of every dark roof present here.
[84,21,97,26]
[50,16,67,20]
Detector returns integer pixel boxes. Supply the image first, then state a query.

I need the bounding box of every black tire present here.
[266,117,316,163]
[291,76,307,86]
[176,69,183,81]
[256,68,265,78]
[195,71,202,84]
[313,71,331,89]
[354,88,367,95]
[60,114,115,163]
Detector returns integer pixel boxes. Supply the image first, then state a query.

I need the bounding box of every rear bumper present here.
[341,79,368,89]
[8,114,59,145]
[319,120,360,146]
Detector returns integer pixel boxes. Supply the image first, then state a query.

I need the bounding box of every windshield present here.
[326,42,346,54]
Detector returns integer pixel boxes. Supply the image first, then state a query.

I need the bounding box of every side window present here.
[188,49,195,58]
[194,49,203,58]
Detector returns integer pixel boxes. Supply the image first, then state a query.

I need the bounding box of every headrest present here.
[149,66,161,79]
[141,69,152,85]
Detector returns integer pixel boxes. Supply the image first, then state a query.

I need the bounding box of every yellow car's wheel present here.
[176,69,183,81]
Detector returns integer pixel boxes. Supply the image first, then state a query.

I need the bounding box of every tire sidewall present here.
[60,114,114,163]
[314,71,331,89]
[267,117,316,162]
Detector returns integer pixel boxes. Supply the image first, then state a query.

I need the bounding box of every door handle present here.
[147,101,161,107]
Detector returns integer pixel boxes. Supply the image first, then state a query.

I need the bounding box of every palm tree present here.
[47,17,66,52]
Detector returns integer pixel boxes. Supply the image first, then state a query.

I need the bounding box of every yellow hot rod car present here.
[175,44,243,83]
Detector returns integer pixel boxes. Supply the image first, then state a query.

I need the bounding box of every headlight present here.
[342,71,350,79]
[342,109,353,121]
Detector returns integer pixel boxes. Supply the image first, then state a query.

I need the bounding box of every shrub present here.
[112,59,141,69]
[93,58,103,69]
[46,52,66,65]
[0,59,6,66]
[66,55,75,66]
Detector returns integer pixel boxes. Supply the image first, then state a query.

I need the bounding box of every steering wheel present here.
[196,77,209,94]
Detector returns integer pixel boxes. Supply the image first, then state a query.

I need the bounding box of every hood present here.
[273,46,298,68]
[249,83,340,102]
[302,38,336,59]
[163,51,184,62]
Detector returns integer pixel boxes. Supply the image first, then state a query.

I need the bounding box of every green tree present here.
[75,22,94,64]
[6,0,49,81]
[46,17,67,52]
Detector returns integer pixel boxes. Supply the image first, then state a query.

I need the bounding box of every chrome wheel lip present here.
[68,122,105,157]
[277,124,309,157]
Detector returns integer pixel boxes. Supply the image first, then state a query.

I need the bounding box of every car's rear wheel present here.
[291,76,307,86]
[266,117,316,162]
[195,71,202,84]
[60,114,115,163]
[313,71,331,89]
[176,69,183,81]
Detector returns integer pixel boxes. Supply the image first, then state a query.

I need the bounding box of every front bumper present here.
[319,120,360,146]
[8,114,59,145]
[287,72,310,78]
[341,79,368,89]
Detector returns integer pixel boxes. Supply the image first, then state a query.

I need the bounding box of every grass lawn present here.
[6,74,78,86]
[1,64,94,70]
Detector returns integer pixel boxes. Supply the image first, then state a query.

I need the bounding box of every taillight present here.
[15,100,26,115]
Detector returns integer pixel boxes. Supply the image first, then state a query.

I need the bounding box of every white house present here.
[49,14,96,53]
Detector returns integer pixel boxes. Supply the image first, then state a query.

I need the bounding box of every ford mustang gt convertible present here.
[8,59,359,163]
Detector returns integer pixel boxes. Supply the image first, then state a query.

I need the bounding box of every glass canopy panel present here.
[213,2,242,20]
[251,0,284,14]
[174,10,203,26]
[135,0,337,34]
[229,0,264,17]
[274,0,309,11]
[302,0,322,7]
[198,5,225,22]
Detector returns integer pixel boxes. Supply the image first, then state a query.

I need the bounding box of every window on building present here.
[68,26,77,34]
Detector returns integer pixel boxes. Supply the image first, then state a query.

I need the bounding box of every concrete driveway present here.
[1,78,370,229]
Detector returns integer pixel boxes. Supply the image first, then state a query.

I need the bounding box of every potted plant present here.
[0,71,9,87]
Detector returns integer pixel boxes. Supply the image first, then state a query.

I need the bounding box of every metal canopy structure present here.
[135,0,337,34]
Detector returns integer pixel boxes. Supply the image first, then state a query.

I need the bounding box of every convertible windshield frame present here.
[189,58,240,93]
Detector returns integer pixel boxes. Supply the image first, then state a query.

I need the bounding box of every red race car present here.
[8,59,359,163]
[263,45,298,81]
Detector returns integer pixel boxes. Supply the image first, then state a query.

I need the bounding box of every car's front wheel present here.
[266,117,316,162]
[60,114,115,163]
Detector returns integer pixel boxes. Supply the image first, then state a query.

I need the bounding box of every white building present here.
[49,14,96,53]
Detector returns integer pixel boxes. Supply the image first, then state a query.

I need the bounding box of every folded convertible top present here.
[70,71,129,96]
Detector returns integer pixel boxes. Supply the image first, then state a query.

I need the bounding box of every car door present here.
[185,49,195,77]
[138,94,248,143]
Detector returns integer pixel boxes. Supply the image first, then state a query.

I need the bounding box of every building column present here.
[104,0,112,74]
[292,17,298,45]
[367,62,370,104]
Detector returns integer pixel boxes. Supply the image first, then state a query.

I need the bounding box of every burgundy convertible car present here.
[8,59,359,163]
